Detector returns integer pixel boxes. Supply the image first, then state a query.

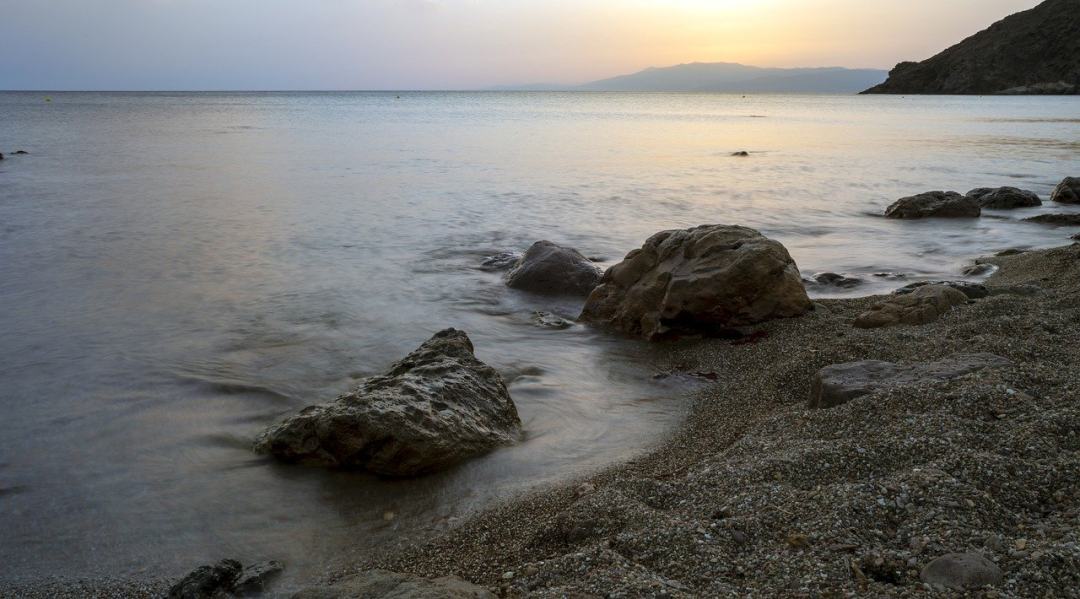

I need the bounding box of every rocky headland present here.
[863,0,1080,95]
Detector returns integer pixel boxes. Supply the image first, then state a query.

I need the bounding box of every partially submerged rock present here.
[254,329,520,477]
[805,272,863,289]
[1051,177,1080,204]
[893,280,989,299]
[961,263,997,277]
[293,570,494,599]
[731,151,750,157]
[854,284,968,328]
[1025,213,1080,226]
[579,225,811,340]
[966,186,1041,209]
[920,553,1004,591]
[809,353,1012,409]
[478,252,520,272]
[532,311,574,330]
[884,191,980,219]
[504,241,602,296]
[169,559,283,599]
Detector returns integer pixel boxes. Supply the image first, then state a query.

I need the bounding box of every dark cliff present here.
[863,0,1080,95]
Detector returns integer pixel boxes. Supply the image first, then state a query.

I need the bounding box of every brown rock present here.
[579,225,811,340]
[884,192,980,219]
[853,285,968,329]
[1051,177,1080,204]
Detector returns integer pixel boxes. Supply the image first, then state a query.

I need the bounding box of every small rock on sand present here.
[884,191,980,219]
[809,353,1012,409]
[292,570,494,598]
[505,241,602,296]
[893,280,988,299]
[854,284,968,328]
[920,553,1003,591]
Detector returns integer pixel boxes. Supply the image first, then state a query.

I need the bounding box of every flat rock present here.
[854,284,968,328]
[1051,177,1080,204]
[1025,213,1080,226]
[809,353,1012,409]
[884,191,980,219]
[292,570,495,599]
[579,224,811,340]
[893,280,989,299]
[505,241,602,296]
[920,553,1004,591]
[966,186,1041,209]
[254,329,521,477]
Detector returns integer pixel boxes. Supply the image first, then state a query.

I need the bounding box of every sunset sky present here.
[0,0,1041,90]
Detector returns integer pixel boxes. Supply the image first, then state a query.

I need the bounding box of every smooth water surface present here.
[1,92,1078,586]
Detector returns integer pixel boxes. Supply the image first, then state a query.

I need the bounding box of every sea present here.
[1,91,1078,588]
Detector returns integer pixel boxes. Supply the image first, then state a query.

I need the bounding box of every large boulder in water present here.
[579,225,811,340]
[505,241,602,296]
[254,329,521,477]
[884,191,980,219]
[1051,177,1080,204]
[966,186,1041,209]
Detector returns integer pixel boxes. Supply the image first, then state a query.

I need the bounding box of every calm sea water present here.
[1,92,1078,586]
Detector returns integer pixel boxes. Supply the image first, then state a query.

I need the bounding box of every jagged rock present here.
[292,570,495,599]
[805,272,863,289]
[254,329,520,477]
[966,187,1041,209]
[854,285,968,328]
[893,281,989,299]
[169,559,243,599]
[1025,213,1080,226]
[862,0,1080,95]
[235,561,285,595]
[532,311,574,330]
[478,252,520,272]
[1052,177,1080,204]
[920,553,1004,591]
[504,241,602,296]
[884,192,980,219]
[809,353,1012,409]
[579,225,811,340]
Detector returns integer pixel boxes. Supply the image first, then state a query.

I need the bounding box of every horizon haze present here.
[0,0,1043,91]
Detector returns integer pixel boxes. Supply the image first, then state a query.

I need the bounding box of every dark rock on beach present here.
[1025,213,1080,226]
[254,329,520,477]
[293,570,494,598]
[893,280,988,299]
[854,284,968,328]
[579,224,811,340]
[809,353,1011,409]
[966,186,1041,209]
[169,559,282,598]
[884,191,980,219]
[862,0,1080,95]
[920,553,1004,591]
[1052,177,1080,204]
[505,241,602,296]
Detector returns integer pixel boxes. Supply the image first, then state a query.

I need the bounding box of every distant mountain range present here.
[494,62,888,94]
[864,0,1079,95]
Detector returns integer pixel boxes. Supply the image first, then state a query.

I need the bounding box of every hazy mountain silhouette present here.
[864,0,1080,94]
[494,62,888,93]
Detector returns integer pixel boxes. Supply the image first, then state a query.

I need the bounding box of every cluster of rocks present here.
[883,178,1080,221]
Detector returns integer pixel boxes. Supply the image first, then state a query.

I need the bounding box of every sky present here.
[0,0,1042,90]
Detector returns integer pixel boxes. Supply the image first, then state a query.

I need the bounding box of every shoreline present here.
[337,241,1080,597]
[3,241,1079,597]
